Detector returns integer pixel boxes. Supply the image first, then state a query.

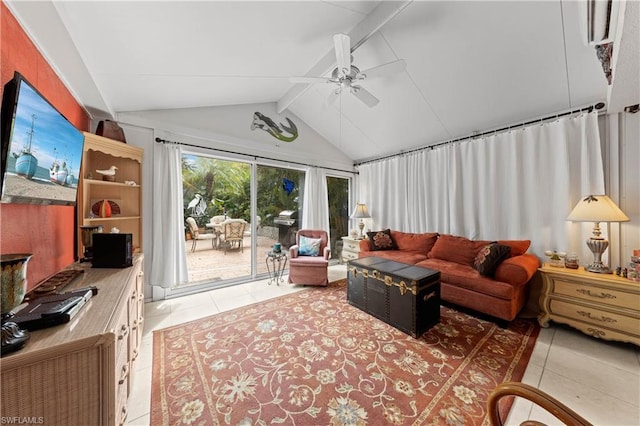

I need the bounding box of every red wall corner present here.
[1,2,90,289]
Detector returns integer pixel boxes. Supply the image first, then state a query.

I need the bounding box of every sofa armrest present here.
[289,245,299,258]
[359,239,370,252]
[495,253,540,286]
[323,246,331,260]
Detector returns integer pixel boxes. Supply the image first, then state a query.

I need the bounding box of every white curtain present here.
[357,112,604,262]
[358,156,409,231]
[301,167,330,234]
[150,141,189,291]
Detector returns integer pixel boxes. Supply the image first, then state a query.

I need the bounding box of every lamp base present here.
[585,263,612,274]
[585,237,611,274]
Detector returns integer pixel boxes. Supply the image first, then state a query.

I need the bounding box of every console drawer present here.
[549,299,640,336]
[553,279,639,310]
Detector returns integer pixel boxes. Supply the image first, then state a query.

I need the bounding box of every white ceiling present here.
[7,1,637,163]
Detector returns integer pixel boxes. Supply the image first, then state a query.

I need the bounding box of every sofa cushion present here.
[367,229,398,251]
[427,234,489,266]
[473,243,511,276]
[416,258,517,300]
[494,254,540,286]
[289,255,328,266]
[497,240,531,257]
[298,236,321,256]
[391,230,439,254]
[359,250,427,264]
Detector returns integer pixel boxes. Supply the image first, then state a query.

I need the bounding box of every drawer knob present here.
[577,311,617,324]
[118,324,129,340]
[119,364,130,384]
[586,327,607,339]
[576,289,616,300]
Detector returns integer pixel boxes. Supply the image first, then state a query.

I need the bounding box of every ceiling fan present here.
[290,34,406,107]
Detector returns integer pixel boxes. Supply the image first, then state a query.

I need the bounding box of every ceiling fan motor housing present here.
[332,65,361,81]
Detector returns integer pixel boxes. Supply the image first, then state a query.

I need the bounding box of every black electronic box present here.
[92,233,133,268]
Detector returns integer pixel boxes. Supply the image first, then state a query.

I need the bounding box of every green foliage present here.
[256,166,304,226]
[182,155,251,223]
[181,155,347,241]
[327,176,349,238]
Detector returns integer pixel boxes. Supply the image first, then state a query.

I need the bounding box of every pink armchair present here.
[288,229,331,286]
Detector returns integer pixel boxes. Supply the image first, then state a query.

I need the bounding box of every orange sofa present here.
[358,231,540,322]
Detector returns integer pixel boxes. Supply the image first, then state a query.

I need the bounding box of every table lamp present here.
[350,203,371,239]
[567,195,629,273]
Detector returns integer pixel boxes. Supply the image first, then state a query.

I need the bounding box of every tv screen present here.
[1,72,85,206]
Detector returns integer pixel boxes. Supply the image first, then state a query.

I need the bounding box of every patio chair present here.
[186,217,216,252]
[488,382,592,426]
[219,219,247,254]
[288,229,330,286]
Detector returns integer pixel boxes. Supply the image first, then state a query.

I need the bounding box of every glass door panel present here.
[256,165,305,274]
[326,176,349,261]
[182,154,252,284]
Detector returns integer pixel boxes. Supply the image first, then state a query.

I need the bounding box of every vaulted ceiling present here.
[6,1,638,162]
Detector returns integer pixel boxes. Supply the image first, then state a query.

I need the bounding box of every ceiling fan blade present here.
[289,76,333,84]
[351,85,379,107]
[356,59,406,80]
[333,33,351,77]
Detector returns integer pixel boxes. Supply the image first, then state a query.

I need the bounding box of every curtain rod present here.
[355,102,606,166]
[154,137,357,175]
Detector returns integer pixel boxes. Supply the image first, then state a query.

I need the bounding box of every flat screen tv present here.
[1,72,85,206]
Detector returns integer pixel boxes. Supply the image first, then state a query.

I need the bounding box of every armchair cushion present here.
[288,229,330,286]
[298,236,321,256]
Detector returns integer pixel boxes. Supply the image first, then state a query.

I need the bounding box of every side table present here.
[266,251,287,285]
[341,236,364,263]
[538,263,640,346]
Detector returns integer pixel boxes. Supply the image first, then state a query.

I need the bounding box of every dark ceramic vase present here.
[1,253,33,355]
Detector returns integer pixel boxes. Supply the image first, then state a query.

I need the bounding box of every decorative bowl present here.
[1,254,33,316]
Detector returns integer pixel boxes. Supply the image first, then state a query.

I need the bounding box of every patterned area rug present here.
[151,279,539,425]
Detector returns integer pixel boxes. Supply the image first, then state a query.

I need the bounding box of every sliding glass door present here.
[180,153,350,287]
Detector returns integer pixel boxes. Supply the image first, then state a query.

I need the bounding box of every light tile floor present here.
[126,265,640,425]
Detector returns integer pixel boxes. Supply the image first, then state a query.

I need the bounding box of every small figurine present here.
[96,166,118,182]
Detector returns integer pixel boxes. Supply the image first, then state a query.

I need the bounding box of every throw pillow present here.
[428,234,490,266]
[367,229,398,251]
[298,236,321,256]
[473,242,511,276]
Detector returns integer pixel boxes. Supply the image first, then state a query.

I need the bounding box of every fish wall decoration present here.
[250,112,299,142]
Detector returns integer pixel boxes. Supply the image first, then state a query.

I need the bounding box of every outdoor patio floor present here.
[184,234,280,284]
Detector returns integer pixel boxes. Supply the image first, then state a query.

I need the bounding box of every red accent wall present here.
[1,3,90,290]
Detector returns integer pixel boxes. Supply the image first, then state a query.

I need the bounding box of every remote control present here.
[41,296,83,317]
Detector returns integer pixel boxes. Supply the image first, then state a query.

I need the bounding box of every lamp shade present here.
[567,195,629,222]
[350,203,371,219]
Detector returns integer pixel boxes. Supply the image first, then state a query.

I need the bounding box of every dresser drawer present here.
[343,239,361,252]
[553,279,640,310]
[342,251,359,261]
[549,299,640,336]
